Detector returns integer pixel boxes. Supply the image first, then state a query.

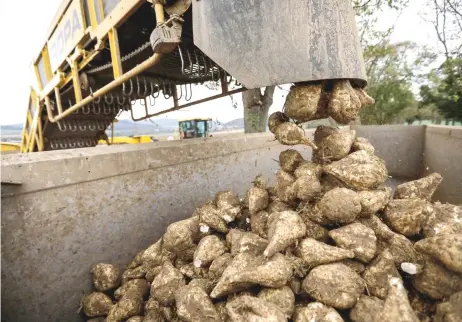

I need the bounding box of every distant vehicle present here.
[178,118,212,139]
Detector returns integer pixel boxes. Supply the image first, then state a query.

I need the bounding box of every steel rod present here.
[134,87,246,121]
[45,53,163,123]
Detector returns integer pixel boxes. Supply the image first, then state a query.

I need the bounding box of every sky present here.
[0,0,440,126]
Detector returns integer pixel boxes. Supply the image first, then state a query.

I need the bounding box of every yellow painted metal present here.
[20,115,30,153]
[23,0,173,153]
[79,0,88,29]
[47,0,86,72]
[45,53,163,122]
[59,42,98,109]
[108,28,123,79]
[94,0,144,40]
[98,135,154,145]
[32,0,142,105]
[36,114,45,152]
[88,0,99,29]
[39,71,65,99]
[111,120,115,142]
[27,98,41,152]
[32,0,137,82]
[26,113,33,144]
[1,143,21,153]
[20,130,29,153]
[97,0,105,20]
[41,46,53,82]
[27,112,33,128]
[34,65,43,91]
[60,43,104,90]
[69,57,83,103]
[55,87,64,114]
[20,90,35,152]
[154,1,166,24]
[20,89,42,153]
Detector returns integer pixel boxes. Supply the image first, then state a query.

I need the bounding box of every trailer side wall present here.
[422,126,462,204]
[352,125,425,179]
[353,125,462,204]
[2,125,461,321]
[1,133,311,322]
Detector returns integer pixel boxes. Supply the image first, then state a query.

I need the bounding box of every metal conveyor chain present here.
[86,41,152,74]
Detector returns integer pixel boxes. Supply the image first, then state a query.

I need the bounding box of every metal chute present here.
[193,0,367,89]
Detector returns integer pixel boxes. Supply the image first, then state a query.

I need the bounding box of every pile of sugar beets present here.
[81,82,462,322]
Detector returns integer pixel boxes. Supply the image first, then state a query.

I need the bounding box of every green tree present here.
[419,1,461,122]
[420,58,462,121]
[400,103,443,124]
[351,0,419,124]
[359,41,433,124]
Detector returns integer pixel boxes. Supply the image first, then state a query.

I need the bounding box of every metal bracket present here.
[150,15,184,54]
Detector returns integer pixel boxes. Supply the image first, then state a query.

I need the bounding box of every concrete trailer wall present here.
[354,125,462,205]
[1,133,313,322]
[352,125,426,179]
[422,126,462,204]
[1,125,461,322]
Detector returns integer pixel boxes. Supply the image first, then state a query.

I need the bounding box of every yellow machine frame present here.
[23,0,159,152]
[21,0,244,153]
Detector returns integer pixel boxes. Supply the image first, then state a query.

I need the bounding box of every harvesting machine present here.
[21,0,366,152]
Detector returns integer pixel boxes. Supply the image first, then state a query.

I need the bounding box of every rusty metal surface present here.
[193,0,367,89]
